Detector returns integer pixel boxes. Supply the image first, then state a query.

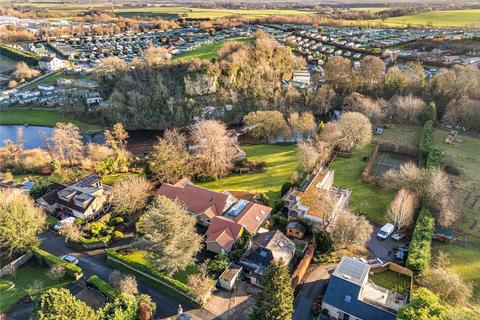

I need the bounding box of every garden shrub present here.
[80,235,111,246]
[406,208,435,274]
[419,120,434,155]
[426,148,444,169]
[87,275,119,299]
[208,255,230,278]
[33,248,82,278]
[112,231,124,242]
[281,182,294,196]
[74,219,84,226]
[89,221,106,237]
[315,230,334,255]
[109,217,124,227]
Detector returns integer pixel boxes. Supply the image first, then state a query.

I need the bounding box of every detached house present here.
[37,175,111,221]
[284,167,351,227]
[157,178,272,255]
[38,56,65,71]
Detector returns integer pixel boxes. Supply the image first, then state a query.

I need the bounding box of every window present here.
[344,295,351,303]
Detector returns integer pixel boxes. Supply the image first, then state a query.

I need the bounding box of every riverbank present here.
[0,108,103,133]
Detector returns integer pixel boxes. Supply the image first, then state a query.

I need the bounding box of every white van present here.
[53,217,75,231]
[377,223,395,240]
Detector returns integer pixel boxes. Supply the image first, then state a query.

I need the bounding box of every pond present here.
[0,125,163,155]
[0,125,104,149]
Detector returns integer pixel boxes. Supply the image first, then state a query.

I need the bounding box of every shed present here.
[286,221,306,239]
[218,263,242,291]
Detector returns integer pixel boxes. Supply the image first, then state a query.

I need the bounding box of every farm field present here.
[174,37,253,61]
[381,9,480,28]
[328,143,394,224]
[198,144,298,203]
[0,108,103,133]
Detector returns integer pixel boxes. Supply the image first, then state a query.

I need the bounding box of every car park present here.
[377,223,395,240]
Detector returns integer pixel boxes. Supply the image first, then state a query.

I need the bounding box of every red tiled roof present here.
[235,202,272,234]
[157,180,230,216]
[206,216,243,251]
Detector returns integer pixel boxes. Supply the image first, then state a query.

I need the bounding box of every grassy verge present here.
[0,108,103,133]
[329,143,394,224]
[198,144,298,203]
[174,37,253,61]
[0,265,72,313]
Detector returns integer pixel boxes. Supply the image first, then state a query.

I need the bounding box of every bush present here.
[87,275,119,299]
[89,221,106,237]
[46,264,67,280]
[33,248,82,278]
[208,255,230,278]
[315,230,334,255]
[74,219,84,226]
[406,208,435,274]
[109,217,124,227]
[79,235,111,246]
[426,148,444,169]
[112,231,124,242]
[281,182,294,196]
[105,250,189,294]
[423,102,437,123]
[270,213,289,229]
[419,120,434,155]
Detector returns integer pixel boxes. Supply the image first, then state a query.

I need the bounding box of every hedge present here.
[419,120,434,155]
[0,44,40,66]
[406,208,435,275]
[106,249,189,294]
[79,235,111,246]
[426,148,444,169]
[87,275,119,299]
[33,248,82,279]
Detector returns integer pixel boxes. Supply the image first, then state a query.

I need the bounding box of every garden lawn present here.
[369,270,410,294]
[198,144,298,203]
[174,37,253,61]
[0,108,102,133]
[328,144,394,224]
[121,250,199,285]
[0,265,72,313]
[374,124,421,146]
[433,242,480,305]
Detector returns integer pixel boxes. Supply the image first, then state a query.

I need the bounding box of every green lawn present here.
[374,124,421,146]
[174,37,253,61]
[329,144,395,224]
[433,242,480,305]
[0,108,103,133]
[383,9,480,28]
[122,250,199,285]
[198,144,298,203]
[0,265,71,313]
[369,269,411,294]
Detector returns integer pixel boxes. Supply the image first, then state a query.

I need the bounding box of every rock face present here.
[184,73,218,96]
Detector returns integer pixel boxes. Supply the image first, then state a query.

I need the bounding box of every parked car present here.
[377,223,395,240]
[395,244,409,261]
[53,217,76,231]
[391,231,405,241]
[61,255,79,265]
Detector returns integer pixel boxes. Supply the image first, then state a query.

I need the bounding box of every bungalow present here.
[157,178,272,255]
[284,167,351,227]
[37,174,111,221]
[239,230,295,286]
[322,257,405,320]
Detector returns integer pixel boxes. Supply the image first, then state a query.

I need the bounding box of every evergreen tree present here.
[249,259,294,320]
[31,288,95,320]
[423,102,437,123]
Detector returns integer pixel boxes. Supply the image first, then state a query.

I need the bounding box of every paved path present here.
[293,263,336,320]
[25,231,220,320]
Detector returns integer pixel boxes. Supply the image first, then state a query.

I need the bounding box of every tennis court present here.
[372,151,416,177]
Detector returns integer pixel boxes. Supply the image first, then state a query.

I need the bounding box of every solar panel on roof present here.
[337,258,367,282]
[225,200,249,217]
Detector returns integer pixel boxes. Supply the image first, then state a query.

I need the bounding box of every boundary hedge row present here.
[419,120,434,155]
[87,275,119,299]
[106,249,189,294]
[33,248,82,279]
[406,208,435,275]
[0,44,40,66]
[426,147,444,169]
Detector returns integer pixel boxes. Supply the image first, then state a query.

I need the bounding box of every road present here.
[292,263,336,320]
[7,231,219,320]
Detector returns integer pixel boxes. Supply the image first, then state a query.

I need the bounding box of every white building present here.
[38,56,65,71]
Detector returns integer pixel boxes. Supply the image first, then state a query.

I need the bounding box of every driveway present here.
[293,263,336,320]
[7,231,220,320]
[366,225,406,263]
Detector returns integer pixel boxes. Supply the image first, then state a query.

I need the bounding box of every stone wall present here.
[0,252,33,278]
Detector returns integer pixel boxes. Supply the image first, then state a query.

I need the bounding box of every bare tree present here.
[143,46,171,66]
[337,112,372,151]
[313,139,334,167]
[297,141,319,173]
[97,56,128,72]
[426,170,461,228]
[387,188,418,230]
[187,261,214,305]
[108,270,139,296]
[59,223,82,244]
[111,175,152,214]
[390,95,426,124]
[13,62,40,82]
[149,129,190,183]
[191,120,236,179]
[46,264,66,280]
[343,92,385,123]
[354,56,385,91]
[306,84,336,115]
[51,123,84,165]
[104,123,129,151]
[330,210,373,247]
[244,111,290,143]
[383,162,426,192]
[85,143,114,162]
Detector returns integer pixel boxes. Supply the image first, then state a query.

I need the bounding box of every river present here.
[0,125,162,155]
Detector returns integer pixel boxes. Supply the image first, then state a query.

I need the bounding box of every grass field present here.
[382,9,480,28]
[0,264,71,313]
[174,37,253,61]
[0,108,103,133]
[328,143,394,224]
[198,144,298,203]
[369,269,411,294]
